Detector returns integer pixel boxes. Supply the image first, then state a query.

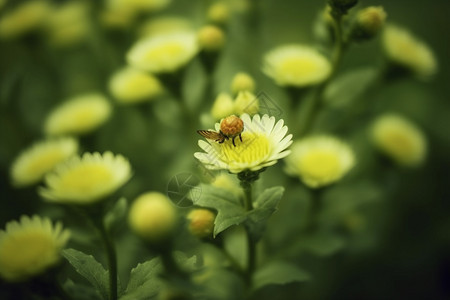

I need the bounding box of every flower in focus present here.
[44,1,91,47]
[0,215,70,282]
[44,93,112,136]
[138,16,192,37]
[285,136,355,188]
[371,114,427,167]
[382,24,437,79]
[127,32,198,73]
[195,114,292,173]
[211,93,235,120]
[0,0,51,39]
[263,45,331,87]
[234,91,259,116]
[109,67,163,104]
[39,152,132,205]
[187,209,216,238]
[231,72,255,95]
[10,137,78,187]
[128,192,178,243]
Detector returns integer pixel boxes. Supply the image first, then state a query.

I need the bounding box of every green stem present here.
[96,219,118,300]
[242,181,255,286]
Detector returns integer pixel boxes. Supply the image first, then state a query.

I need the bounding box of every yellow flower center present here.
[145,41,184,61]
[26,149,67,176]
[299,150,340,180]
[59,164,114,193]
[280,57,319,77]
[0,232,56,272]
[218,132,270,165]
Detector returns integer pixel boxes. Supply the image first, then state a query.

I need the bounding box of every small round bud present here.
[328,0,358,15]
[231,72,255,95]
[128,192,178,244]
[207,2,230,25]
[198,25,225,52]
[220,115,244,137]
[234,91,258,116]
[187,209,216,238]
[353,6,387,40]
[211,93,234,120]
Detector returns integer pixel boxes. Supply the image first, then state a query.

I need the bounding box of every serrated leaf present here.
[121,258,162,300]
[62,248,110,300]
[104,198,128,232]
[246,187,284,241]
[190,184,246,237]
[252,261,310,291]
[324,67,378,108]
[63,279,102,300]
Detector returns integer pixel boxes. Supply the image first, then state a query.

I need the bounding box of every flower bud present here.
[128,192,178,244]
[352,6,387,40]
[198,25,226,52]
[231,72,255,95]
[234,91,258,116]
[207,2,230,25]
[187,209,216,238]
[211,93,234,120]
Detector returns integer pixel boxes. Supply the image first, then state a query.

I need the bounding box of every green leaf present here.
[324,67,378,108]
[252,261,310,291]
[190,184,246,237]
[104,198,128,232]
[246,187,284,241]
[62,248,110,300]
[302,233,346,256]
[121,258,162,300]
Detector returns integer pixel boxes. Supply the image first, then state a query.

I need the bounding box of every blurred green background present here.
[0,0,449,299]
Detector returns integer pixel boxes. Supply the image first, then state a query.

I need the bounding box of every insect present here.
[197,115,244,147]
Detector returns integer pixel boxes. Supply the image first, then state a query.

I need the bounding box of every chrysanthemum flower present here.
[10,137,78,187]
[138,16,192,37]
[195,114,292,173]
[0,215,70,282]
[108,0,171,13]
[371,114,427,166]
[263,45,331,87]
[109,67,163,104]
[211,93,235,120]
[0,0,51,39]
[126,32,198,73]
[234,91,259,116]
[40,152,132,204]
[231,72,255,95]
[285,136,355,188]
[44,93,112,136]
[382,24,437,79]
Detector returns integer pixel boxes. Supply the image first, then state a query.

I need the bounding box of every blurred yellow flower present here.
[127,32,198,73]
[231,72,255,95]
[187,209,216,238]
[372,114,427,166]
[356,6,387,36]
[44,93,112,136]
[195,114,292,173]
[0,0,51,39]
[128,192,178,243]
[234,91,259,116]
[211,93,235,120]
[382,24,437,79]
[285,136,355,188]
[198,25,226,52]
[108,0,171,12]
[44,1,90,47]
[138,16,192,37]
[40,152,132,204]
[109,67,163,104]
[10,137,78,188]
[211,173,242,197]
[207,2,230,24]
[263,45,331,87]
[0,215,70,282]
[100,7,136,29]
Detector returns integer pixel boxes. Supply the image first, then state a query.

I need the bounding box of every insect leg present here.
[239,133,242,142]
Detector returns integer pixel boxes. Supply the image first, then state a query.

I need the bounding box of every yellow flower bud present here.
[197,25,226,52]
[231,72,255,95]
[128,192,178,243]
[207,2,230,24]
[211,93,234,120]
[187,209,216,238]
[352,6,387,40]
[234,91,258,116]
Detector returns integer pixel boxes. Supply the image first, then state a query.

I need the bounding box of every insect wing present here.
[197,130,224,142]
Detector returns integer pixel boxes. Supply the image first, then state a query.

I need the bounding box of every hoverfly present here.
[197,115,244,147]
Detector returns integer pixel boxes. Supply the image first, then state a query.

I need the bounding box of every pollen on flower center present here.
[219,132,270,164]
[299,150,340,179]
[60,164,113,191]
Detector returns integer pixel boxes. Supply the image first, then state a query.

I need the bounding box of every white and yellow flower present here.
[126,31,198,73]
[382,24,437,79]
[195,114,292,173]
[44,93,112,136]
[285,136,355,188]
[371,114,427,166]
[263,45,331,87]
[10,137,78,187]
[40,152,132,204]
[0,0,51,39]
[109,67,163,104]
[0,215,70,282]
[138,16,192,37]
